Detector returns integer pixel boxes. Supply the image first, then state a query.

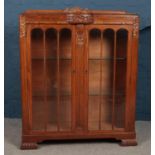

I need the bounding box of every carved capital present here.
[133,17,139,37]
[20,16,26,38]
[65,7,93,24]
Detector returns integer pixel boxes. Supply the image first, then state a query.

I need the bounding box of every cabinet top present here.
[20,7,139,26]
[21,7,138,16]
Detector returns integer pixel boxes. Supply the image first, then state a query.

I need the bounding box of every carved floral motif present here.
[65,7,93,24]
[133,17,139,37]
[20,16,26,38]
[67,14,93,24]
[76,31,84,45]
[133,23,139,37]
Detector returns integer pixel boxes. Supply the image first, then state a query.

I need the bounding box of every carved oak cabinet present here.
[19,8,139,149]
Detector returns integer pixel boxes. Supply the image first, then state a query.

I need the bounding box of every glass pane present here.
[101,96,112,130]
[32,96,45,130]
[45,28,58,131]
[88,29,114,131]
[88,29,100,130]
[31,28,45,130]
[59,60,72,95]
[114,29,128,129]
[59,96,71,131]
[59,29,72,131]
[88,96,100,130]
[101,60,113,94]
[46,96,57,131]
[100,29,114,130]
[31,28,72,131]
[46,60,57,96]
[100,60,113,130]
[31,59,44,96]
[89,60,100,95]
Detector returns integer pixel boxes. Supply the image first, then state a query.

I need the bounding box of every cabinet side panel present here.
[125,17,139,132]
[19,15,30,134]
[127,18,139,131]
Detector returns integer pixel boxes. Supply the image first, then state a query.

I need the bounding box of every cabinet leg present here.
[20,142,38,150]
[120,139,137,146]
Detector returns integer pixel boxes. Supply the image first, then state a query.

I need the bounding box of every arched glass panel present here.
[102,29,114,93]
[59,28,72,131]
[88,29,101,130]
[31,28,45,130]
[45,28,58,131]
[100,29,114,130]
[114,29,128,129]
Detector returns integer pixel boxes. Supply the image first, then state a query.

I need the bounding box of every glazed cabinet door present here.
[86,25,132,131]
[27,25,75,132]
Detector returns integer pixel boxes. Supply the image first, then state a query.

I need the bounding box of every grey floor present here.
[4,118,150,155]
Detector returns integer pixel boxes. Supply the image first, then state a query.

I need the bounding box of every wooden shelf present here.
[46,122,71,131]
[32,56,126,61]
[89,57,126,60]
[88,121,124,131]
[32,94,72,97]
[89,93,125,96]
[32,57,72,60]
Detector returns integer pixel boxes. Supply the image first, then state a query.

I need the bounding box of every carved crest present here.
[65,7,93,24]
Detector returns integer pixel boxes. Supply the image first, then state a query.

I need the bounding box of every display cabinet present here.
[19,7,139,149]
